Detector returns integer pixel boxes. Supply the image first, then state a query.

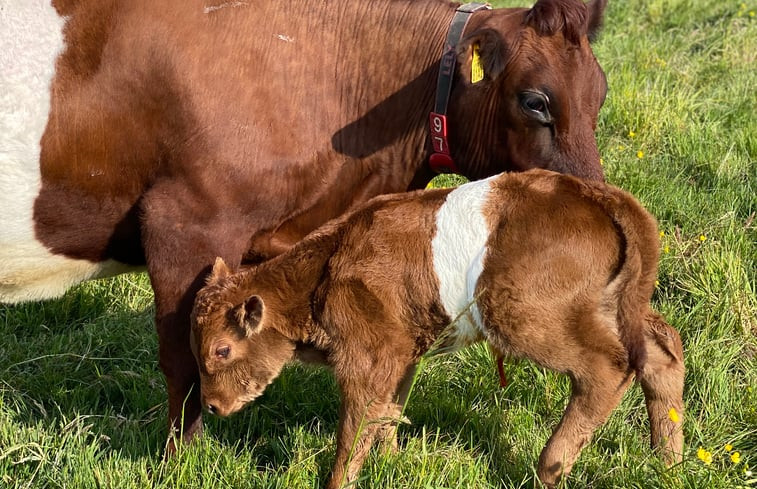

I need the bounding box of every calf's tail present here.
[590,184,661,378]
[613,238,648,378]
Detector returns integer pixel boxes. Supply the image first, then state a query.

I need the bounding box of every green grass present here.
[2,0,755,487]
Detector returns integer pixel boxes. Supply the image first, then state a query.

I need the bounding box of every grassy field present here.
[1,0,755,487]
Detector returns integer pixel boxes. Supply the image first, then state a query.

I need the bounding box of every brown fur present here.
[24,0,610,448]
[191,170,685,488]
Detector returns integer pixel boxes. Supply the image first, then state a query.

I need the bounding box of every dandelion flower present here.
[629,130,636,138]
[600,157,604,166]
[617,145,625,151]
[663,245,670,254]
[697,447,713,464]
[731,452,741,464]
[699,234,707,242]
[697,447,713,465]
[659,230,665,237]
[668,407,680,423]
[725,444,733,452]
[637,150,644,159]
[655,280,660,287]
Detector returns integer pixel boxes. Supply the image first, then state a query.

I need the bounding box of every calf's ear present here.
[456,29,506,85]
[233,295,265,337]
[208,257,232,284]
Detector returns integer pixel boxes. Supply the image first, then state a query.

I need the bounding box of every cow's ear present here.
[585,0,608,42]
[232,295,265,337]
[456,29,506,85]
[208,257,232,285]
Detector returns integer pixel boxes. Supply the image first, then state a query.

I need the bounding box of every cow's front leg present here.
[152,279,206,455]
[141,184,252,454]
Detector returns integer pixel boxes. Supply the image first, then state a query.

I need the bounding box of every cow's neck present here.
[428,3,491,175]
[327,1,470,188]
[447,82,506,181]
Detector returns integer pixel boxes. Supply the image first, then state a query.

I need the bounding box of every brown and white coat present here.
[191,169,685,489]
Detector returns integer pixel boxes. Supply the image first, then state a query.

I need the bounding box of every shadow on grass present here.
[0,277,168,462]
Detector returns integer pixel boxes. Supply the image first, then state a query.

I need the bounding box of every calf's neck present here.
[191,169,684,488]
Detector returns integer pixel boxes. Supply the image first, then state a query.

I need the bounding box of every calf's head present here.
[450,0,608,181]
[190,258,294,417]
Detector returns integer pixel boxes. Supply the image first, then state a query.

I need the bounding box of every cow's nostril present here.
[207,404,216,414]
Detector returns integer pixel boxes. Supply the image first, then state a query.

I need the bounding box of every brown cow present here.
[1,0,609,448]
[192,170,685,489]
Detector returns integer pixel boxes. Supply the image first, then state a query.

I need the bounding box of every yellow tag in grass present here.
[471,43,484,83]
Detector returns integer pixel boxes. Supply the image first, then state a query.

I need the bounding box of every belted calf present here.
[191,169,684,489]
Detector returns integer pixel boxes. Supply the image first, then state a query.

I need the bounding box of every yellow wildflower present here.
[697,447,713,465]
[699,234,707,242]
[600,157,604,166]
[668,407,680,423]
[725,444,733,452]
[750,10,755,17]
[617,145,625,151]
[731,451,741,464]
[663,245,670,254]
[655,280,660,287]
[637,150,644,159]
[629,130,636,138]
[659,230,665,237]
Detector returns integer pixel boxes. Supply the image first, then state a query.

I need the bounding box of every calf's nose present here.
[206,403,217,415]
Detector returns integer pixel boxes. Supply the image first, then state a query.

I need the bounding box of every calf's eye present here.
[215,345,231,359]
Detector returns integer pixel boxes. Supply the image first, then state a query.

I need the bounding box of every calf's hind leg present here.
[537,355,635,488]
[640,312,684,465]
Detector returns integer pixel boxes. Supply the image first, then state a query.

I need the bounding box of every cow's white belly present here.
[431,176,495,351]
[0,1,132,304]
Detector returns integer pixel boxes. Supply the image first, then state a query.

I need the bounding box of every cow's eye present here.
[519,91,552,123]
[215,345,231,359]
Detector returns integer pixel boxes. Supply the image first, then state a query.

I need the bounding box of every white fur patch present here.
[431,176,495,350]
[0,2,133,304]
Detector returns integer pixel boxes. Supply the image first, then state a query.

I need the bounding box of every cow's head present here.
[190,258,294,417]
[449,0,608,181]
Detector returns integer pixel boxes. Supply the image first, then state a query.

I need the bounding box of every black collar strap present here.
[429,2,491,174]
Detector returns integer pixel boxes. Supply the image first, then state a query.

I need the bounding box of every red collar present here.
[429,3,491,174]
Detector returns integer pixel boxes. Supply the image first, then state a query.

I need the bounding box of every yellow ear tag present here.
[471,43,484,84]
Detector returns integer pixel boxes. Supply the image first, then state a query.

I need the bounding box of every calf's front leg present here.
[327,361,412,489]
[376,363,417,454]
